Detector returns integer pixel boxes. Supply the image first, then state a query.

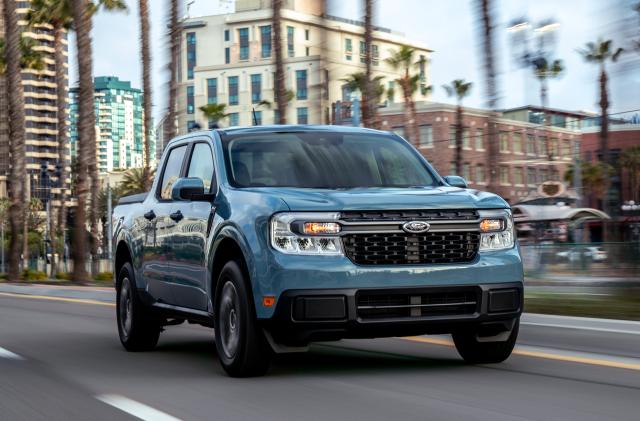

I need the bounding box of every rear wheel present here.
[214,261,272,377]
[452,318,519,364]
[117,263,161,351]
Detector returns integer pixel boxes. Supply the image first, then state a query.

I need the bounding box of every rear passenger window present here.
[187,143,215,192]
[159,145,187,200]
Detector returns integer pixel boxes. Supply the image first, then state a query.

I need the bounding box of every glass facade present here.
[296,70,307,100]
[287,26,294,57]
[186,32,196,80]
[187,85,194,114]
[260,25,271,58]
[228,76,239,105]
[207,78,217,104]
[225,47,230,64]
[238,28,249,60]
[345,38,352,60]
[229,112,239,126]
[251,74,262,104]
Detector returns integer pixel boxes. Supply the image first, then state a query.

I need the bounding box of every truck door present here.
[142,143,189,306]
[168,141,215,310]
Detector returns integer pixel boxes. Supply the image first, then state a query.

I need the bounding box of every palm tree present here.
[272,0,287,124]
[620,146,640,203]
[138,0,152,190]
[28,0,74,278]
[341,72,385,122]
[565,161,611,207]
[199,104,230,128]
[363,0,375,128]
[1,0,28,281]
[385,46,425,144]
[443,79,473,176]
[164,0,180,139]
[119,167,156,197]
[477,0,499,191]
[579,39,623,218]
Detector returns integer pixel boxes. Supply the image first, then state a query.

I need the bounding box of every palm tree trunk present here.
[599,66,611,237]
[478,0,499,192]
[455,104,463,175]
[139,0,152,189]
[2,0,26,281]
[273,0,287,124]
[164,0,179,139]
[71,0,96,283]
[401,79,418,144]
[53,23,68,278]
[363,0,373,128]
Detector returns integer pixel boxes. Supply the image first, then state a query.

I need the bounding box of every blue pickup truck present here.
[113,126,523,377]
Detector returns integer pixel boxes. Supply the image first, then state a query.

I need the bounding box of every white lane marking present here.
[96,394,182,421]
[0,346,24,360]
[521,322,640,336]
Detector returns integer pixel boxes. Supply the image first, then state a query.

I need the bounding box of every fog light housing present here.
[271,213,344,255]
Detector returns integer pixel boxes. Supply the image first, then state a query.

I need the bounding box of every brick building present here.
[580,125,640,210]
[378,102,580,204]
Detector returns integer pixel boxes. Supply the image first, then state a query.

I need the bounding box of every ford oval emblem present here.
[402,221,431,234]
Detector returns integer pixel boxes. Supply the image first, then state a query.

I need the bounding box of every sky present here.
[69,0,640,123]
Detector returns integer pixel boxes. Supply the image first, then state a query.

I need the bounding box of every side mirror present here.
[171,177,207,201]
[444,175,468,189]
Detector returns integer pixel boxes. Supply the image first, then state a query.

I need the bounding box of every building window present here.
[527,167,536,185]
[186,85,194,114]
[251,74,262,104]
[295,70,308,100]
[462,163,471,182]
[345,38,352,60]
[287,26,294,57]
[539,168,548,183]
[207,78,217,104]
[562,140,571,158]
[187,120,197,132]
[387,81,394,102]
[372,44,379,65]
[305,47,310,56]
[475,128,484,150]
[297,107,308,124]
[500,166,510,185]
[538,136,547,157]
[228,76,238,105]
[186,32,196,80]
[463,129,471,149]
[253,110,262,126]
[419,125,433,147]
[228,112,239,126]
[449,126,456,148]
[238,27,249,60]
[392,126,405,138]
[513,167,524,185]
[419,54,426,81]
[274,109,280,124]
[499,132,509,153]
[224,29,230,41]
[260,25,271,58]
[550,137,559,157]
[305,29,309,40]
[476,164,485,183]
[359,40,366,63]
[513,133,523,153]
[527,134,535,155]
[225,47,230,64]
[449,162,457,176]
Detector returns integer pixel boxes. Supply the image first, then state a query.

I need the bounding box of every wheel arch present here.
[115,240,133,290]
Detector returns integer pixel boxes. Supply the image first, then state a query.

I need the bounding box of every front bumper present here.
[262,282,523,345]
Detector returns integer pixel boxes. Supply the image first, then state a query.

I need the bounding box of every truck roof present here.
[217,125,389,136]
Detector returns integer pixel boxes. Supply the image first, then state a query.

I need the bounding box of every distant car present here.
[558,246,607,262]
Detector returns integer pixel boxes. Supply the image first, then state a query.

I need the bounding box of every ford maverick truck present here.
[113,126,523,377]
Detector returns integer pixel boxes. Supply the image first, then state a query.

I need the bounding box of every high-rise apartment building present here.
[0,0,71,201]
[70,76,154,173]
[173,0,432,136]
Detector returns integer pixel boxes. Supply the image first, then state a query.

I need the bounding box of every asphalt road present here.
[1,291,639,421]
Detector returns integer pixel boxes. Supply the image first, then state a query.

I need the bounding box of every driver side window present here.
[187,142,215,192]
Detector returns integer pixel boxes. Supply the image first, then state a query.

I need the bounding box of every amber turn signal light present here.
[262,296,276,307]
[480,219,504,232]
[302,222,341,235]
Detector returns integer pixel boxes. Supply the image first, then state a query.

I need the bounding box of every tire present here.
[116,262,162,351]
[214,260,272,377]
[452,318,519,364]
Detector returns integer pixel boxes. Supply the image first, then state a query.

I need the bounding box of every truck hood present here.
[247,186,509,211]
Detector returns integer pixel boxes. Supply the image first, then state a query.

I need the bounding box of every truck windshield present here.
[222,132,439,188]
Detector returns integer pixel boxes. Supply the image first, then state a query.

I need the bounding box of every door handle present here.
[143,210,156,220]
[169,210,183,222]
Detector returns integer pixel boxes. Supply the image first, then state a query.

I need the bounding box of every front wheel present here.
[452,318,519,364]
[117,263,162,351]
[214,261,272,377]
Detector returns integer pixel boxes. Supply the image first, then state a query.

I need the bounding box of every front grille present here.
[357,288,479,320]
[343,232,480,265]
[340,209,479,222]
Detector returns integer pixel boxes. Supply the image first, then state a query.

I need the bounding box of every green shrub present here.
[21,269,47,281]
[55,272,73,281]
[94,271,113,282]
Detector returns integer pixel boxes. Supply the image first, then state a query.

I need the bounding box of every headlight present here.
[478,209,515,251]
[270,212,343,255]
